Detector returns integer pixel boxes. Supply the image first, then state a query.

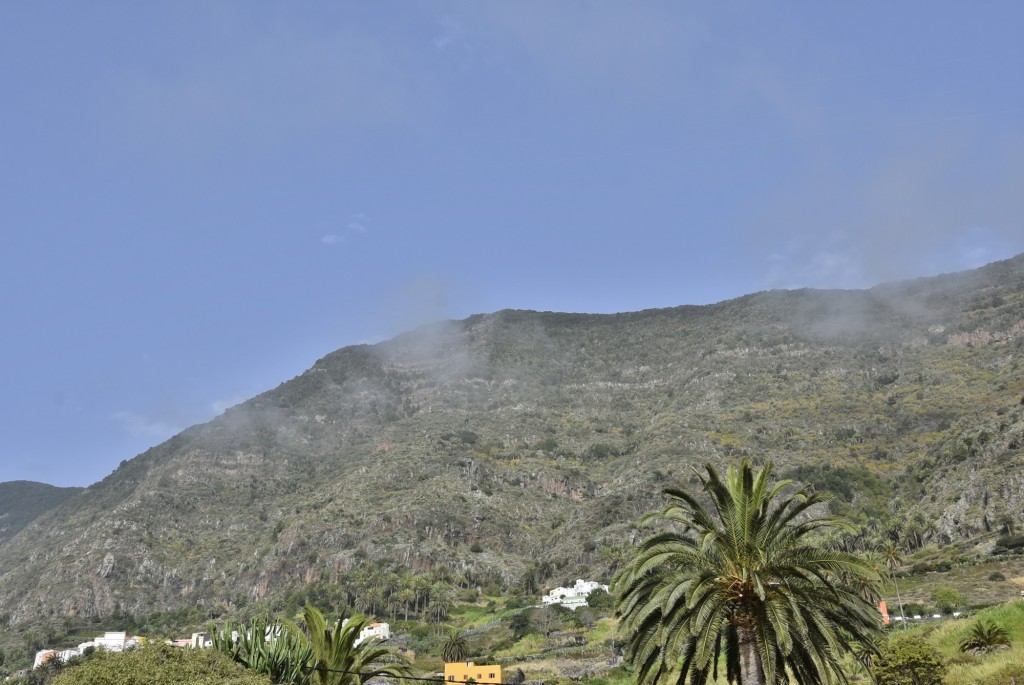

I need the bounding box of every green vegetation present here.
[0,482,82,546]
[871,636,946,685]
[931,587,965,615]
[49,642,272,685]
[3,256,1024,682]
[212,616,313,685]
[614,460,882,685]
[289,606,410,685]
[440,627,469,663]
[958,620,1011,654]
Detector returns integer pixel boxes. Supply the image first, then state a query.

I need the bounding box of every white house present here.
[34,633,140,669]
[541,579,609,610]
[339,618,391,645]
[191,631,212,649]
[358,622,391,644]
[93,632,139,652]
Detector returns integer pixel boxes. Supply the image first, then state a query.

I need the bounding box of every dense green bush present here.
[932,586,964,614]
[585,589,613,611]
[992,533,1024,555]
[51,643,272,685]
[871,636,946,685]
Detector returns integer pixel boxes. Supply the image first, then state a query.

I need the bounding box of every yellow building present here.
[444,661,503,684]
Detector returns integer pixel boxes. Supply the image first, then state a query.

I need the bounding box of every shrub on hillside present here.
[585,589,613,611]
[932,586,964,614]
[992,533,1024,555]
[976,663,1024,685]
[871,637,946,685]
[51,643,271,685]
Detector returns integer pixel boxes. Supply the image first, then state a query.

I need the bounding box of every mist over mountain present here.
[1,254,1023,627]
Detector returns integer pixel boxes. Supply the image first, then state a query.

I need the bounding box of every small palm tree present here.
[614,459,883,685]
[440,627,469,663]
[959,620,1011,654]
[287,604,411,685]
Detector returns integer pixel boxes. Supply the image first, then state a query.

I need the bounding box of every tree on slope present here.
[614,459,882,685]
[878,539,908,629]
[441,627,469,663]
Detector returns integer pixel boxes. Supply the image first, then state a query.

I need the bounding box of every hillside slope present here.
[1,254,1023,626]
[0,481,83,547]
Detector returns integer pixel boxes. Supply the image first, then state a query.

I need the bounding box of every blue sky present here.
[2,2,1022,487]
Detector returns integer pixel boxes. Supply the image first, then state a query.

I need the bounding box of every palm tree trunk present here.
[891,571,907,630]
[737,624,765,685]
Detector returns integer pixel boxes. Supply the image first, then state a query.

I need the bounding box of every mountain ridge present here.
[0,481,84,547]
[1,253,1023,630]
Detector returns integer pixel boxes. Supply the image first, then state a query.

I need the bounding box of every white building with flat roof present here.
[541,578,609,610]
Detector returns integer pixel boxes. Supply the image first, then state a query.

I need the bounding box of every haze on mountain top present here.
[1,3,1022,486]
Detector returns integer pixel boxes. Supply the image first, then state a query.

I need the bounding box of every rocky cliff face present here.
[1,254,1023,625]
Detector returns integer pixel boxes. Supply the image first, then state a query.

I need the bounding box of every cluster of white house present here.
[540,579,609,610]
[34,632,141,668]
[33,622,391,669]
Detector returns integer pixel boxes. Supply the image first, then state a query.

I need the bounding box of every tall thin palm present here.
[287,604,411,685]
[878,540,907,630]
[614,459,882,685]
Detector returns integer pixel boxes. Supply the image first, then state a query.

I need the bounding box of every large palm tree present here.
[614,459,882,685]
[287,604,411,685]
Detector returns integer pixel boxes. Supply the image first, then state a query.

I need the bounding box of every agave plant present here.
[212,615,314,685]
[959,619,1011,654]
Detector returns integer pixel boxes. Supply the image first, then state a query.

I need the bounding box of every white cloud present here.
[111,411,184,440]
[466,3,699,95]
[747,124,1024,291]
[98,12,416,155]
[210,395,248,415]
[321,213,371,247]
[432,16,466,51]
[762,234,865,291]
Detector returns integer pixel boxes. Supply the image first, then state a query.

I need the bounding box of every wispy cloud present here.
[747,123,1024,290]
[468,3,698,95]
[111,410,184,440]
[432,16,466,51]
[321,213,371,248]
[98,12,415,155]
[210,395,249,416]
